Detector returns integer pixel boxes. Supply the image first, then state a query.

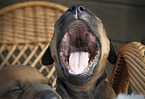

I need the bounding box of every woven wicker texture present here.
[110,42,145,95]
[0,1,68,89]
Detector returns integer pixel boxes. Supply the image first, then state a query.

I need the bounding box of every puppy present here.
[0,65,61,99]
[42,5,117,99]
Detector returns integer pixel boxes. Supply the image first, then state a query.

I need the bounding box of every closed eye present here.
[3,80,24,98]
[8,86,23,95]
[2,86,24,98]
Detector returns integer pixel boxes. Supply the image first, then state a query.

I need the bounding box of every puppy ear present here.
[108,42,117,64]
[42,46,54,65]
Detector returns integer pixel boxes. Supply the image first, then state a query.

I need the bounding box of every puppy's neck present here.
[56,71,107,98]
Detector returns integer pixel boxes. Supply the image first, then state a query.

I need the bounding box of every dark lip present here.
[58,20,100,71]
[57,19,101,85]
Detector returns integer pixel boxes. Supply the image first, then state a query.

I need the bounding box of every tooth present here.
[61,33,70,58]
[88,31,96,42]
[69,52,90,74]
[62,32,70,42]
[62,43,70,57]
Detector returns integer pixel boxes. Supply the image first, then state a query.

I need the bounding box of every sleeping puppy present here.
[42,5,117,99]
[0,65,61,99]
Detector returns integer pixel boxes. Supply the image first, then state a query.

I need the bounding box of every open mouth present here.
[58,20,100,75]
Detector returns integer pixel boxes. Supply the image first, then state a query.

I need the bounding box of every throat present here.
[56,78,95,98]
[56,71,108,98]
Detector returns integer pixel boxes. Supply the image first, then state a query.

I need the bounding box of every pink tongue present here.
[69,52,90,74]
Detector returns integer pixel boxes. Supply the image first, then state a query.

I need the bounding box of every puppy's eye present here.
[8,86,23,95]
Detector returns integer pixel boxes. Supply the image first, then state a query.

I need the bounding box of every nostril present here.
[78,6,85,12]
[68,5,85,14]
[68,6,75,11]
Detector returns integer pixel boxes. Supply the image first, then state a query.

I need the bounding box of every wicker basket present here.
[0,1,68,89]
[110,42,145,95]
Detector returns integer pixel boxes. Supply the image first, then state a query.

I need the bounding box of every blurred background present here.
[0,0,145,79]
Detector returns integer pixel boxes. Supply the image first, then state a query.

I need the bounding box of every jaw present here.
[57,20,101,84]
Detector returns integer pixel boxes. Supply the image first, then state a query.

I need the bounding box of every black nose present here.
[68,5,85,13]
[40,90,61,99]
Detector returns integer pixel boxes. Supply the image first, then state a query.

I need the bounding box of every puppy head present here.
[0,65,61,99]
[42,5,116,85]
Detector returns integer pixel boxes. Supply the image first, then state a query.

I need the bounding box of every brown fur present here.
[0,65,61,99]
[50,10,116,99]
[42,5,117,99]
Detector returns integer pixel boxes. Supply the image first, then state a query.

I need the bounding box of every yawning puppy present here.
[0,65,61,99]
[42,5,117,99]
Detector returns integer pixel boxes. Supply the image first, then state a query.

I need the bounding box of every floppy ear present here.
[42,46,54,65]
[108,43,117,64]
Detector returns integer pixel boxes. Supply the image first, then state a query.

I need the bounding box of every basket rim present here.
[0,1,68,44]
[0,40,50,44]
[0,1,68,15]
